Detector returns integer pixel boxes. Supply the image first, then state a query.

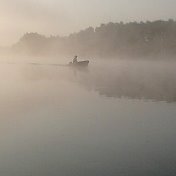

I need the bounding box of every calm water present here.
[0,59,176,176]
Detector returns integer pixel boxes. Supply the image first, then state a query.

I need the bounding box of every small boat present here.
[68,60,89,67]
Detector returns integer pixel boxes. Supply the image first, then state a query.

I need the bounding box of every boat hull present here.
[69,60,89,67]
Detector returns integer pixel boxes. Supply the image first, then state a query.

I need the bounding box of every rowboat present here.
[68,60,89,67]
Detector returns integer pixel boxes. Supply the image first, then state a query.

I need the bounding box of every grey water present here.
[0,59,176,176]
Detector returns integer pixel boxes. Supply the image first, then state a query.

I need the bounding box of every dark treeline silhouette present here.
[12,19,176,59]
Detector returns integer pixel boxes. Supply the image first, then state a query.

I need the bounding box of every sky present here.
[0,0,175,46]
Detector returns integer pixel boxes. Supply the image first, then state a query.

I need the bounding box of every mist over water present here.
[1,58,176,176]
[1,0,176,174]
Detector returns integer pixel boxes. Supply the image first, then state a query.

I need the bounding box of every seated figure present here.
[73,56,78,64]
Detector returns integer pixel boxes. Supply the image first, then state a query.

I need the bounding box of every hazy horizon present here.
[0,0,176,46]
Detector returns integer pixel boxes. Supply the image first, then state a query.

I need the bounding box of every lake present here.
[0,59,176,176]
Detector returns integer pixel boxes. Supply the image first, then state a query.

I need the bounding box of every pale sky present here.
[0,0,175,46]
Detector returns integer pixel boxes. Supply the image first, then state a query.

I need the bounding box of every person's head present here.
[74,55,78,59]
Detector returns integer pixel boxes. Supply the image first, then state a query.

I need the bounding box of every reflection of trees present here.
[77,62,176,102]
[13,20,176,58]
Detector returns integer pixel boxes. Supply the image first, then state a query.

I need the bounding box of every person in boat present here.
[73,56,78,64]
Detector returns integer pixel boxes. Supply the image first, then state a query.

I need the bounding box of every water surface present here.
[0,59,176,176]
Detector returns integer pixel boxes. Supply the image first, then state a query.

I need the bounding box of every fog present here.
[1,0,176,175]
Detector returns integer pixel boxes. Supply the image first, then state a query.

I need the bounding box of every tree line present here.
[12,19,176,59]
